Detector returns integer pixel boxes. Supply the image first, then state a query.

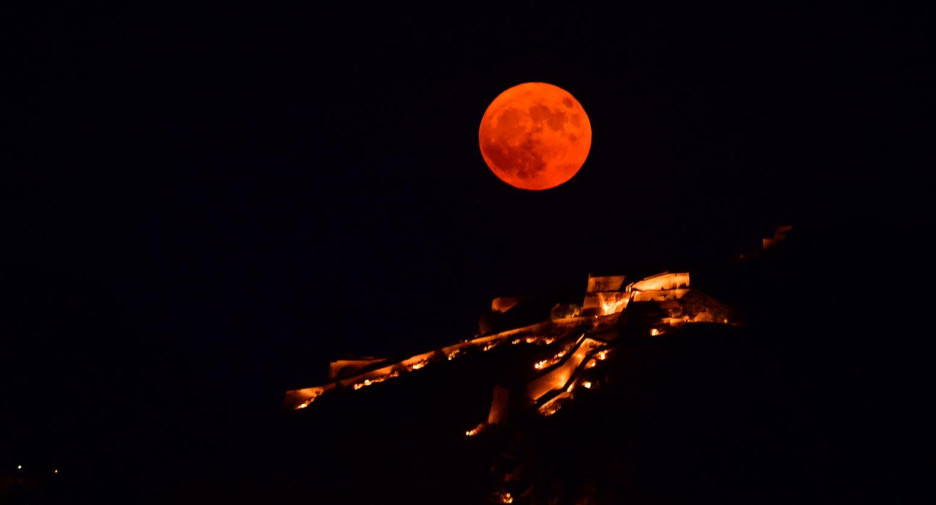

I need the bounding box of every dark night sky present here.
[2,0,933,482]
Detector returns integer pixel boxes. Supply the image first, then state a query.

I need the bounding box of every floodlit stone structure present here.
[279,231,799,505]
[586,274,626,293]
[524,335,608,403]
[491,296,521,313]
[627,272,691,303]
[627,272,690,292]
[582,274,628,315]
[328,358,385,380]
[284,269,729,416]
[582,272,691,315]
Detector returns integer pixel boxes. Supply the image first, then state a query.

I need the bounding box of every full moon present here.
[479,82,592,191]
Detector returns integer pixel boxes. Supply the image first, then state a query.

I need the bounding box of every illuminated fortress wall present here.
[583,274,627,313]
[586,275,626,293]
[328,358,385,380]
[586,272,690,315]
[525,336,606,402]
[284,318,589,410]
[596,291,629,315]
[632,288,690,303]
[628,272,690,292]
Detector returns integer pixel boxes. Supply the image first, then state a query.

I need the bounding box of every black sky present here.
[2,0,934,476]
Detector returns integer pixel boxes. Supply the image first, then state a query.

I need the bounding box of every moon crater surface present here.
[479,82,592,190]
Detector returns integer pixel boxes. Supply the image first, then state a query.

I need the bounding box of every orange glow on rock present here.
[479,82,591,190]
[598,291,629,315]
[465,423,485,437]
[496,491,514,504]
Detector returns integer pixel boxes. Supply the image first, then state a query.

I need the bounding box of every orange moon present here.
[479,82,592,191]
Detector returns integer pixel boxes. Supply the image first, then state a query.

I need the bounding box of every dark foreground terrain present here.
[2,220,933,504]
